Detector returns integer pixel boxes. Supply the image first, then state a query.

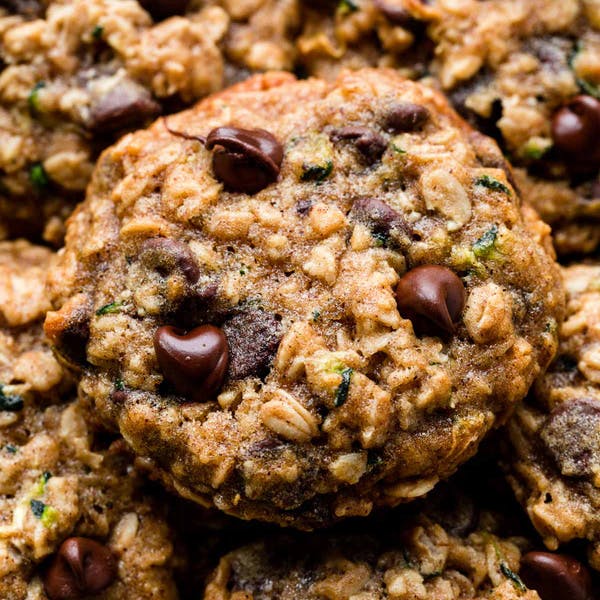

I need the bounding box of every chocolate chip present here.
[351,197,409,246]
[540,398,600,480]
[520,551,592,600]
[551,95,600,170]
[89,79,160,134]
[154,325,229,402]
[43,537,116,600]
[331,127,387,164]
[222,310,282,380]
[139,0,190,20]
[396,265,466,335]
[206,127,283,194]
[139,238,200,284]
[383,103,430,133]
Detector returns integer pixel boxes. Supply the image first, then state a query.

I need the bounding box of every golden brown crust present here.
[47,69,564,527]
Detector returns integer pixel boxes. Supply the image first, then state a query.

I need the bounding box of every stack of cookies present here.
[0,1,598,599]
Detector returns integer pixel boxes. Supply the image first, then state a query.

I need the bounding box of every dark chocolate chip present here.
[89,79,160,133]
[206,127,283,194]
[520,551,592,600]
[222,310,282,380]
[351,197,409,245]
[383,102,430,133]
[590,179,600,199]
[331,127,387,164]
[154,325,229,402]
[551,95,600,169]
[139,0,190,20]
[43,537,116,600]
[396,265,466,335]
[139,237,200,284]
[540,398,600,480]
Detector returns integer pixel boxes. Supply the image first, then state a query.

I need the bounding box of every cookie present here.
[505,263,600,572]
[203,527,541,600]
[414,0,600,254]
[0,240,179,599]
[278,0,600,255]
[203,456,599,600]
[0,0,230,243]
[203,459,598,600]
[45,69,564,527]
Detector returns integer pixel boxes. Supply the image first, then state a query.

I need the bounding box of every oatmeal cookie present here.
[261,0,600,255]
[505,263,600,572]
[0,240,179,599]
[45,69,564,527]
[0,0,229,243]
[410,0,600,254]
[203,459,598,600]
[203,526,543,600]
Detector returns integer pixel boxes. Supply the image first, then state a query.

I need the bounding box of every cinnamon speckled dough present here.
[0,240,179,600]
[45,69,564,527]
[505,264,600,572]
[0,0,229,243]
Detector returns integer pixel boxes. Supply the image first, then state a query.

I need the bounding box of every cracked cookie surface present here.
[46,69,564,527]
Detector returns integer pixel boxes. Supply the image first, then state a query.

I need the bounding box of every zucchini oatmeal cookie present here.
[222,0,600,254]
[203,463,599,600]
[0,240,179,599]
[505,263,600,572]
[0,0,230,243]
[203,526,545,600]
[203,475,597,600]
[45,69,564,527]
[408,0,600,254]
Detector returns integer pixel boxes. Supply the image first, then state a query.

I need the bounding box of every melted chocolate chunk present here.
[222,310,282,380]
[351,197,410,246]
[383,102,430,133]
[520,551,593,600]
[139,237,200,284]
[551,95,600,171]
[0,0,43,17]
[139,0,190,20]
